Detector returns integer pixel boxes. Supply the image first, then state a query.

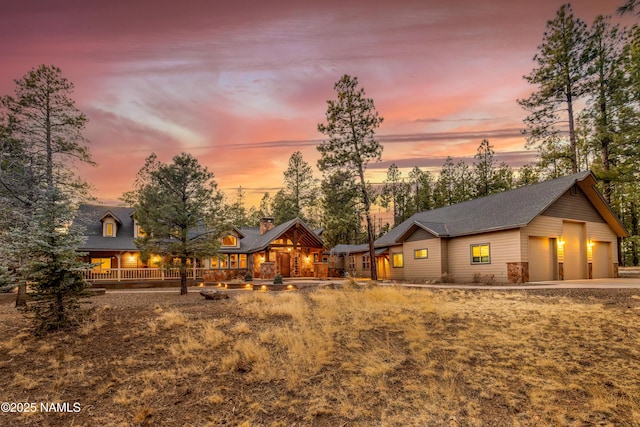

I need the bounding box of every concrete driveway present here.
[385,278,640,290]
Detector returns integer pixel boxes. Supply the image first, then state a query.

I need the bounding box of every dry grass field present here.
[0,284,639,426]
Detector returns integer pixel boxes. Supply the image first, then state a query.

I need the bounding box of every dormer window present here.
[221,235,238,247]
[134,220,146,238]
[100,211,122,238]
[103,218,117,237]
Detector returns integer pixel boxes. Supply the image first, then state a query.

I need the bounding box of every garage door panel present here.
[563,222,587,280]
[592,242,610,279]
[528,237,555,282]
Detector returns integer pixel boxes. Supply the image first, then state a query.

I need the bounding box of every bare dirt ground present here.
[0,285,639,426]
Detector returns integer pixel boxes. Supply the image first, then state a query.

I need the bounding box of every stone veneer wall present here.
[507,262,529,284]
[260,262,275,280]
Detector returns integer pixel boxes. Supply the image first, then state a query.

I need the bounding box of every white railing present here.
[82,268,208,282]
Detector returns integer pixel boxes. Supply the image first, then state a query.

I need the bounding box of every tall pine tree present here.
[519,4,590,176]
[317,75,383,280]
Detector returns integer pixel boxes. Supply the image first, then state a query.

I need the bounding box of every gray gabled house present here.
[332,171,628,283]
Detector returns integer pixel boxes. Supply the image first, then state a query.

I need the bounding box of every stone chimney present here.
[260,217,275,235]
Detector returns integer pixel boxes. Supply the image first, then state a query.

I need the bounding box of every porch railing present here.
[81,268,209,282]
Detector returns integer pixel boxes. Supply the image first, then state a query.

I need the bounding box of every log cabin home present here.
[75,205,325,283]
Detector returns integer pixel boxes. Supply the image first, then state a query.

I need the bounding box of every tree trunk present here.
[15,284,27,308]
[357,166,377,281]
[180,256,188,295]
[632,202,639,266]
[566,88,578,174]
[180,273,187,295]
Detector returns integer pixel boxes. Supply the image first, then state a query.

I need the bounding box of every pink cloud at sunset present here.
[0,0,632,207]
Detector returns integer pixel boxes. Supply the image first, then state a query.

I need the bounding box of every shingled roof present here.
[75,205,137,251]
[75,205,323,253]
[332,171,626,255]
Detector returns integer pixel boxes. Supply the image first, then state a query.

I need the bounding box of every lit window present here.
[392,253,404,268]
[222,235,237,247]
[220,254,229,269]
[471,244,490,264]
[91,258,111,272]
[230,254,238,268]
[239,254,247,268]
[211,255,230,269]
[105,222,114,237]
[414,249,428,259]
[134,220,146,238]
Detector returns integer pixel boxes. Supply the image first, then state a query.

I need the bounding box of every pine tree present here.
[126,153,227,295]
[380,163,411,226]
[582,15,628,202]
[0,65,94,332]
[317,75,383,280]
[408,166,433,213]
[519,4,590,176]
[321,170,363,248]
[473,139,496,197]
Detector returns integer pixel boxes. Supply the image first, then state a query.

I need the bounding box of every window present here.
[471,244,490,264]
[134,220,146,238]
[362,255,371,269]
[104,222,115,237]
[91,258,111,272]
[211,254,229,269]
[211,254,246,269]
[348,255,355,271]
[222,235,237,247]
[414,249,428,259]
[392,253,404,268]
[220,255,229,269]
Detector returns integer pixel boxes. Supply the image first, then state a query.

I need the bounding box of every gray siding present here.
[542,187,605,223]
[405,228,436,242]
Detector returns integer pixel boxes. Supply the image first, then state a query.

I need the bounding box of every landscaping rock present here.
[200,289,229,300]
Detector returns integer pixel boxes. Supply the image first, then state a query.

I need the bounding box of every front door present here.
[376,256,389,280]
[279,252,291,277]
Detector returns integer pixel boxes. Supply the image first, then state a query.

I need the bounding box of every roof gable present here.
[377,171,627,246]
[246,218,324,252]
[100,210,123,225]
[75,204,137,251]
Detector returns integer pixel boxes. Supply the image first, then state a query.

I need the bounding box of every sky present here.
[0,0,631,208]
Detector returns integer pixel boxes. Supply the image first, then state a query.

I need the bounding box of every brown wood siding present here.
[541,187,605,223]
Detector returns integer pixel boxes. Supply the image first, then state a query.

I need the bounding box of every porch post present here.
[116,254,122,282]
